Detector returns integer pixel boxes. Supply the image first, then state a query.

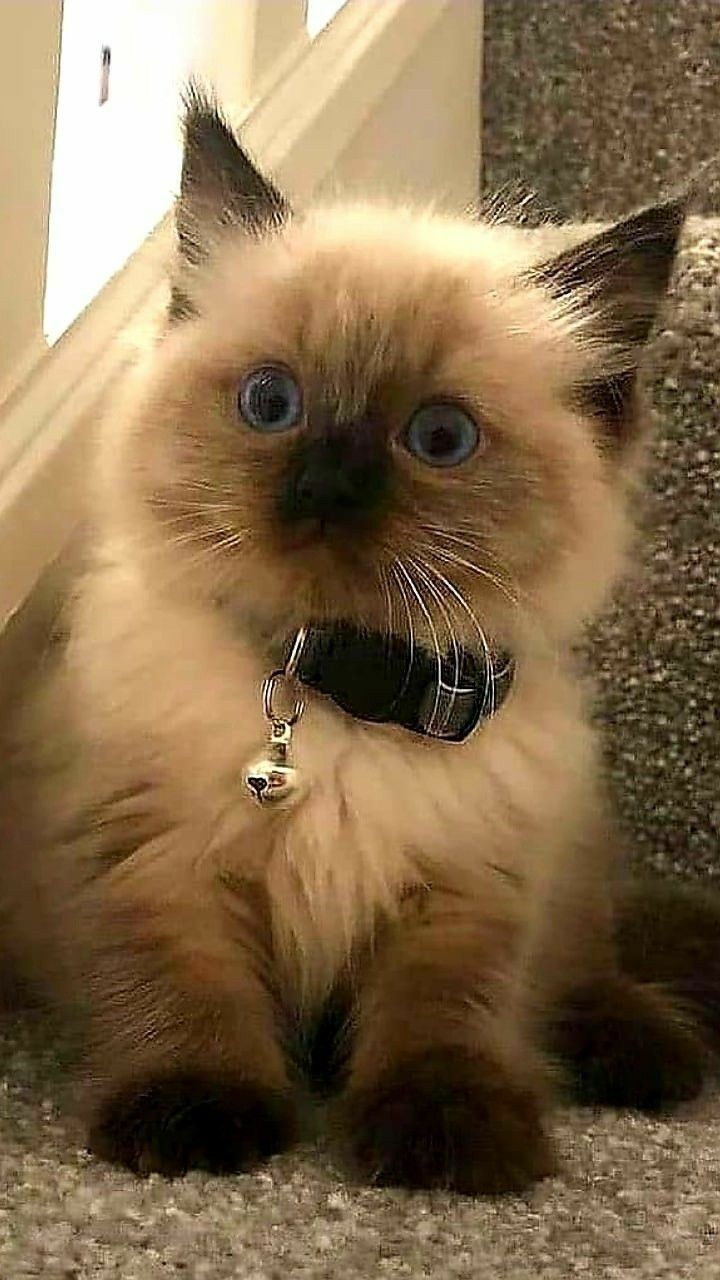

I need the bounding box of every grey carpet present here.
[482,0,720,220]
[483,0,720,883]
[591,221,720,881]
[2,3,720,1276]
[3,1014,720,1279]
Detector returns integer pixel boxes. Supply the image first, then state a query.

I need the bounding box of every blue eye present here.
[404,403,480,467]
[238,366,302,432]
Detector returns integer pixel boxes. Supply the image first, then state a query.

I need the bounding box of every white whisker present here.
[164,525,236,551]
[409,555,461,733]
[147,525,250,586]
[418,524,524,609]
[394,558,444,734]
[150,500,241,519]
[389,559,416,705]
[419,557,497,718]
[432,546,521,613]
[377,563,395,651]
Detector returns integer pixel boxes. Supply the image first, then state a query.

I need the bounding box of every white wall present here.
[0,1,62,404]
[44,0,259,345]
[329,0,482,209]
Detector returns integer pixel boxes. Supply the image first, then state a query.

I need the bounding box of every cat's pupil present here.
[404,403,479,468]
[256,381,287,422]
[426,423,456,457]
[239,366,302,433]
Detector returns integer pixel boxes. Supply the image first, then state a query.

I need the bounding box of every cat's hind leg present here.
[548,973,707,1111]
[542,857,712,1113]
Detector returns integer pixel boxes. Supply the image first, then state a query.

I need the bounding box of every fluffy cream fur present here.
[0,103,693,1187]
[55,201,630,1013]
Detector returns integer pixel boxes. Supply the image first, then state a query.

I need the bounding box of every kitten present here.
[0,88,717,1192]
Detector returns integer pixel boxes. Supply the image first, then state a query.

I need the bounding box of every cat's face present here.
[121,91,683,653]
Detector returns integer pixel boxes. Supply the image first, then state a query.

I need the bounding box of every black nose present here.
[279,436,389,525]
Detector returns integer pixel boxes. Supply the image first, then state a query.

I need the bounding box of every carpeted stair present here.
[0,3,718,1276]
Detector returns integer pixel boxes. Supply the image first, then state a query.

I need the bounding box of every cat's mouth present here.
[278,518,336,550]
[275,516,379,565]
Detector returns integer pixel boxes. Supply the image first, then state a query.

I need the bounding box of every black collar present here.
[283,624,514,743]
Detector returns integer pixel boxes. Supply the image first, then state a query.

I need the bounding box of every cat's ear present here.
[170,83,290,320]
[534,198,686,448]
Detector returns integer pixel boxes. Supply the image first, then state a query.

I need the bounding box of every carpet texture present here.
[1,3,719,1277]
[590,220,720,881]
[482,0,720,220]
[2,1015,720,1280]
[484,0,720,881]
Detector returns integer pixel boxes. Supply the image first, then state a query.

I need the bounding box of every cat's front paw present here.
[88,1071,298,1176]
[340,1046,555,1195]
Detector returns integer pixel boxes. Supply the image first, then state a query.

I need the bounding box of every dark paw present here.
[551,977,707,1112]
[340,1046,555,1195]
[88,1072,298,1176]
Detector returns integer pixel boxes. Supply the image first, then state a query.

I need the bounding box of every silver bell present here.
[244,719,302,807]
[244,755,301,806]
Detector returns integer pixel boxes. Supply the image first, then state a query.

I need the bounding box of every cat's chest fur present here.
[256,681,594,1002]
[70,577,596,1006]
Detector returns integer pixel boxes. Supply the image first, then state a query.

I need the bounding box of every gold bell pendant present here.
[244,628,307,808]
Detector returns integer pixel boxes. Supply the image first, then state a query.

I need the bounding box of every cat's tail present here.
[616,876,720,1049]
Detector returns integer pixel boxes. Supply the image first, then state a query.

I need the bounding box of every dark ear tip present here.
[531,193,688,452]
[181,77,211,124]
[533,192,688,302]
[181,76,213,114]
[627,192,688,248]
[180,78,231,147]
[172,81,290,295]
